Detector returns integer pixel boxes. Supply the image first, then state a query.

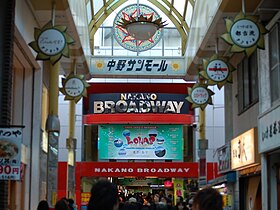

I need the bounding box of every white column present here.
[261,154,268,210]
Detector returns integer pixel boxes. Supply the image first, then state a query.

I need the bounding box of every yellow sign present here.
[173,178,184,205]
[81,192,91,206]
[222,194,232,207]
[52,192,57,206]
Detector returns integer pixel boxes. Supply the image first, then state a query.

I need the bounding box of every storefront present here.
[74,162,199,209]
[230,127,261,210]
[259,106,280,209]
[207,144,236,210]
[57,83,196,209]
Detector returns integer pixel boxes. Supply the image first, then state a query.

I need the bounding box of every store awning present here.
[207,171,236,186]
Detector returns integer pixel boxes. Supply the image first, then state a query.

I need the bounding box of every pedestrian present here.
[141,196,151,210]
[67,198,76,210]
[192,187,223,210]
[37,200,50,210]
[120,201,141,210]
[55,198,70,210]
[174,201,188,210]
[87,180,119,210]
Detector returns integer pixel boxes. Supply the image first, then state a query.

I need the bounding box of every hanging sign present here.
[221,12,268,56]
[0,127,23,180]
[59,73,90,103]
[186,83,214,110]
[29,21,74,64]
[113,4,163,52]
[200,54,235,89]
[90,56,186,77]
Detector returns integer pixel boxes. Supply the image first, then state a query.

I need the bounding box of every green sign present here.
[98,124,183,160]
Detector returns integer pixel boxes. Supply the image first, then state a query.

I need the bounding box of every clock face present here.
[38,29,66,56]
[191,87,209,105]
[64,78,85,97]
[206,59,229,82]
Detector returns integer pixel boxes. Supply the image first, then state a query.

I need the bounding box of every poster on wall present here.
[98,124,183,160]
[0,127,23,180]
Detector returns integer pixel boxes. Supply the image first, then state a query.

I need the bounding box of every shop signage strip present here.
[83,113,194,125]
[77,162,198,178]
[259,105,280,153]
[90,56,186,76]
[89,93,189,114]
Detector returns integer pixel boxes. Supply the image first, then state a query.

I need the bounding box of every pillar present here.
[0,0,15,209]
[46,61,60,207]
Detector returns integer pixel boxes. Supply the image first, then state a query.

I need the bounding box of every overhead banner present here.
[98,124,183,160]
[90,56,186,77]
[0,127,23,180]
[89,93,189,114]
[76,162,198,178]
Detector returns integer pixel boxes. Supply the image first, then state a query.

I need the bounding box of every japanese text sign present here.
[90,56,186,77]
[0,127,23,180]
[259,106,280,153]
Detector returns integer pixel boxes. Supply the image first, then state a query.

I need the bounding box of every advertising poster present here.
[0,127,22,180]
[173,178,184,204]
[98,124,183,160]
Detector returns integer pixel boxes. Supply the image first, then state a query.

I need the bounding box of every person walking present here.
[37,200,50,210]
[55,198,70,210]
[192,187,223,210]
[87,180,119,210]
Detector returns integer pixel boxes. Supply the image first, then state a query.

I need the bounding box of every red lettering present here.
[4,165,11,174]
[127,136,156,145]
[149,136,156,144]
[133,137,140,144]
[126,136,133,144]
[12,168,19,174]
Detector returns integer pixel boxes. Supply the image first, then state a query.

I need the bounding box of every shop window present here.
[269,23,280,104]
[237,50,259,113]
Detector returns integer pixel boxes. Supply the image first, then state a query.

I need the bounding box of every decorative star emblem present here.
[59,73,90,103]
[29,21,74,65]
[200,54,235,89]
[186,83,215,110]
[113,4,164,52]
[221,12,268,56]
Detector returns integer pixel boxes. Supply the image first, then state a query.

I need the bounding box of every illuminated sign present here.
[98,124,183,160]
[231,128,259,170]
[89,93,189,114]
[76,162,199,178]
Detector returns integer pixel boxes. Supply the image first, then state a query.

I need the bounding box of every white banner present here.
[90,56,186,77]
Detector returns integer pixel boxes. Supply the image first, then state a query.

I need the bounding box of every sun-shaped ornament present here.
[200,54,235,89]
[113,4,164,52]
[59,74,90,103]
[29,21,74,65]
[186,83,215,110]
[221,12,268,56]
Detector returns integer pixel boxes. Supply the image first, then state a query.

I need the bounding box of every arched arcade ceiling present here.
[27,0,279,81]
[87,0,194,56]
